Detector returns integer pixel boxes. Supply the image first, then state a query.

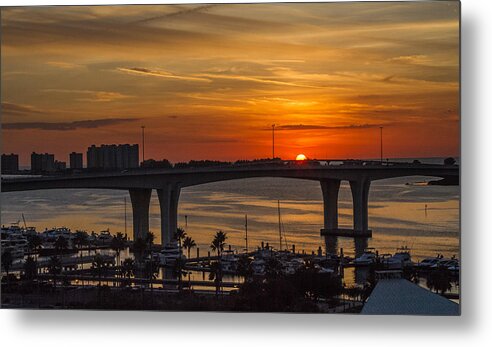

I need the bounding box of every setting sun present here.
[296,154,307,161]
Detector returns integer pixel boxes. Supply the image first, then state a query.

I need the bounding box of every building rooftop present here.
[361,278,459,316]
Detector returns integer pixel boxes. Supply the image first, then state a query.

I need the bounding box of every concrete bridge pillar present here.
[129,188,152,241]
[157,183,181,246]
[349,178,371,233]
[320,179,341,230]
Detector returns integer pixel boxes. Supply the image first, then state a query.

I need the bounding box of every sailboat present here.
[277,200,289,252]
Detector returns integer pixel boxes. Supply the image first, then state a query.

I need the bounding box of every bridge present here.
[1,160,459,245]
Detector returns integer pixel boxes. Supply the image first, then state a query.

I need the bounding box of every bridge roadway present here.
[1,161,459,244]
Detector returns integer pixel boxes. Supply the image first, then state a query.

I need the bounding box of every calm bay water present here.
[1,159,459,262]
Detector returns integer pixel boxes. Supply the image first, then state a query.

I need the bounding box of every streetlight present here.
[141,125,146,164]
[379,126,383,164]
[272,124,276,159]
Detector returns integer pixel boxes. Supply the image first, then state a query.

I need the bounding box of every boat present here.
[220,249,239,272]
[382,247,413,269]
[97,229,112,244]
[353,248,377,265]
[251,259,266,275]
[1,237,28,259]
[416,256,440,268]
[156,241,186,266]
[41,227,74,243]
[431,258,459,270]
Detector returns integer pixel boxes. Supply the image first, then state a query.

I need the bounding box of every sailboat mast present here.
[278,200,282,251]
[245,214,248,253]
[22,213,27,229]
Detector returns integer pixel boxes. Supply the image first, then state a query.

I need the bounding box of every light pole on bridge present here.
[141,125,146,164]
[272,124,276,159]
[380,126,383,164]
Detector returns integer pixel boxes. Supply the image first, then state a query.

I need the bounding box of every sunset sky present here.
[1,2,460,166]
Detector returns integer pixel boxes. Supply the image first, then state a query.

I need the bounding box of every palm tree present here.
[73,231,89,285]
[47,256,62,288]
[54,236,69,259]
[210,230,227,258]
[110,232,126,269]
[27,234,43,258]
[427,265,453,295]
[1,250,14,282]
[173,257,188,292]
[91,254,109,286]
[236,255,253,282]
[182,236,196,259]
[145,232,155,254]
[143,258,159,291]
[208,261,222,296]
[121,258,135,287]
[74,230,88,251]
[174,227,187,250]
[23,256,38,281]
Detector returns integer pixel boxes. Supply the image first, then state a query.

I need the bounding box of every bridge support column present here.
[157,183,181,247]
[129,188,152,241]
[320,179,341,230]
[349,178,371,234]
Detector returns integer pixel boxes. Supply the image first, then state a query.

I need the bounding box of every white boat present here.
[382,247,413,269]
[353,249,377,265]
[417,257,441,268]
[1,227,29,259]
[251,259,266,275]
[431,258,459,270]
[41,227,74,243]
[220,250,239,272]
[97,229,112,243]
[1,239,28,259]
[156,241,186,266]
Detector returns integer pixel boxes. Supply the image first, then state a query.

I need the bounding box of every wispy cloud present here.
[4,118,140,131]
[1,102,44,117]
[117,67,211,83]
[267,124,385,131]
[43,89,132,102]
[129,4,216,24]
[46,61,85,70]
[195,73,323,89]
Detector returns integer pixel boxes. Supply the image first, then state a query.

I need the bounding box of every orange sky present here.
[1,2,460,166]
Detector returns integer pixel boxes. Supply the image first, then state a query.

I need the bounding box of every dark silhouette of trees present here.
[1,250,14,280]
[133,237,147,262]
[141,159,172,169]
[91,254,110,286]
[121,258,135,287]
[111,232,127,268]
[47,256,62,288]
[208,261,222,296]
[27,234,43,257]
[23,256,38,281]
[172,257,188,292]
[210,231,227,258]
[427,266,453,295]
[236,255,253,282]
[183,236,196,259]
[54,236,69,258]
[174,228,186,250]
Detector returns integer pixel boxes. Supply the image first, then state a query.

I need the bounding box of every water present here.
[1,158,459,262]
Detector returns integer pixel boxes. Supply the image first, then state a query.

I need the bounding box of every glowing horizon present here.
[1,2,460,166]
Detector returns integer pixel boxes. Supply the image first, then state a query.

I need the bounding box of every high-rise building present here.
[31,152,55,173]
[86,144,139,170]
[1,153,19,174]
[69,152,83,169]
